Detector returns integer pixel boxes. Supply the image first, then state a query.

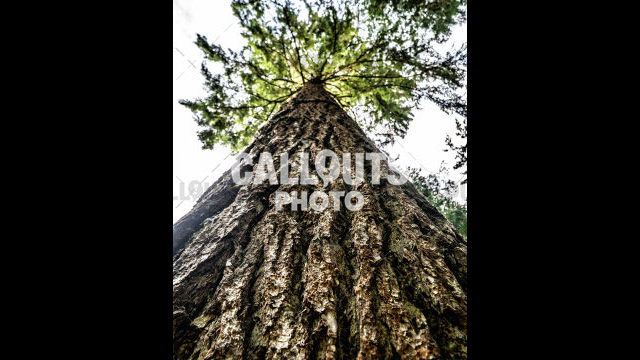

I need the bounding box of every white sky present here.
[173,0,467,223]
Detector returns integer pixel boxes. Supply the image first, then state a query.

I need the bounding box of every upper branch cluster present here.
[180,0,467,151]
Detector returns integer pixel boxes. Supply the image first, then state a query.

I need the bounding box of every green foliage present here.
[181,0,467,151]
[445,117,467,184]
[408,166,467,239]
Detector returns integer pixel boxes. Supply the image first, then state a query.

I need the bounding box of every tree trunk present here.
[173,82,467,360]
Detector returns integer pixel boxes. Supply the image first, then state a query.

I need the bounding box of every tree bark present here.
[173,82,467,360]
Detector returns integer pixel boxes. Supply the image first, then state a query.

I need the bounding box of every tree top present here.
[180,0,467,151]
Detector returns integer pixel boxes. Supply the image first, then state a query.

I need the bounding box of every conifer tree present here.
[174,1,467,359]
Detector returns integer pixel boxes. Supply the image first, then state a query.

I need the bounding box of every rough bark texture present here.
[173,82,467,360]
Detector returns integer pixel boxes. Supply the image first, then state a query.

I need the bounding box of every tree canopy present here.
[180,0,467,151]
